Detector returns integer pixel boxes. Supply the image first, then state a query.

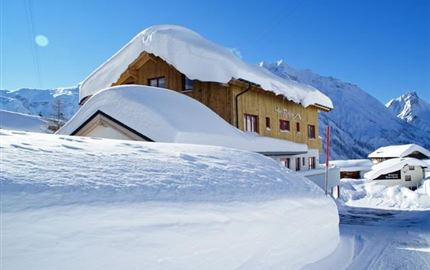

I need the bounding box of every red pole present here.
[324,126,330,195]
[326,126,330,167]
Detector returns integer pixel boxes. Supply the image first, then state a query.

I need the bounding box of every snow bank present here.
[0,110,48,132]
[1,131,339,269]
[339,178,430,209]
[368,144,430,159]
[364,157,428,180]
[79,25,332,109]
[59,85,307,154]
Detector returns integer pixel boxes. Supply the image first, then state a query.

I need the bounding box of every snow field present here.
[1,130,339,270]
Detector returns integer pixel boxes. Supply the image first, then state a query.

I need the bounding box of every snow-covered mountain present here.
[261,60,430,160]
[0,87,79,120]
[386,91,430,133]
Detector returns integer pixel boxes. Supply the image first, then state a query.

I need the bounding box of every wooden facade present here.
[110,52,327,150]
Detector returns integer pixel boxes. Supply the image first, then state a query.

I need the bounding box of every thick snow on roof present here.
[364,157,428,180]
[79,25,333,109]
[59,85,307,154]
[330,159,373,172]
[368,144,430,159]
[1,131,339,269]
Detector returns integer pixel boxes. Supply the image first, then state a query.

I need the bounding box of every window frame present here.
[279,120,290,132]
[265,117,271,130]
[307,124,316,139]
[148,76,166,88]
[244,114,259,133]
[182,75,193,92]
[281,157,290,169]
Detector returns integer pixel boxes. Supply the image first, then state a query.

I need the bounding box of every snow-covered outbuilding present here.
[330,159,373,179]
[364,158,427,189]
[70,24,333,171]
[368,144,430,164]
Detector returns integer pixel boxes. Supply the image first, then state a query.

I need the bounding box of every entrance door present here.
[295,157,301,171]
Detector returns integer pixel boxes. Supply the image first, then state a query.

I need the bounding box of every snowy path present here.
[305,206,430,269]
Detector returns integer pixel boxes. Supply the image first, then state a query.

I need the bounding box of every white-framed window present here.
[244,114,258,133]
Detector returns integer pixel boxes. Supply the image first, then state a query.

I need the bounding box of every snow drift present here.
[1,131,339,270]
[339,178,430,210]
[80,25,332,109]
[0,110,48,132]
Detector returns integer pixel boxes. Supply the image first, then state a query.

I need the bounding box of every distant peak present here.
[276,59,284,66]
[403,91,418,98]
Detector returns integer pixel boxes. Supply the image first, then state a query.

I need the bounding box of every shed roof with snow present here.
[364,157,427,180]
[330,159,373,172]
[58,85,308,155]
[79,25,333,110]
[368,144,430,160]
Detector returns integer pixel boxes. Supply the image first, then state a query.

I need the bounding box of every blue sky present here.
[1,0,429,102]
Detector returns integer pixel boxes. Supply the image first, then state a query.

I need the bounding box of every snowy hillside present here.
[0,87,79,120]
[1,130,339,269]
[261,61,430,160]
[386,91,430,133]
[0,110,49,132]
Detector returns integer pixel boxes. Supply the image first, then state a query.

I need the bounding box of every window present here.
[307,124,316,139]
[296,122,300,132]
[295,157,301,171]
[281,158,290,169]
[308,157,316,169]
[265,117,271,129]
[148,77,166,88]
[408,166,415,171]
[182,75,193,92]
[302,157,305,166]
[405,175,412,181]
[279,120,290,132]
[244,114,258,133]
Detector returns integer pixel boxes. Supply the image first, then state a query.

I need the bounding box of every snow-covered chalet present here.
[59,25,334,172]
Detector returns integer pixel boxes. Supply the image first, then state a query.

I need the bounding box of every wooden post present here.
[324,126,330,195]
